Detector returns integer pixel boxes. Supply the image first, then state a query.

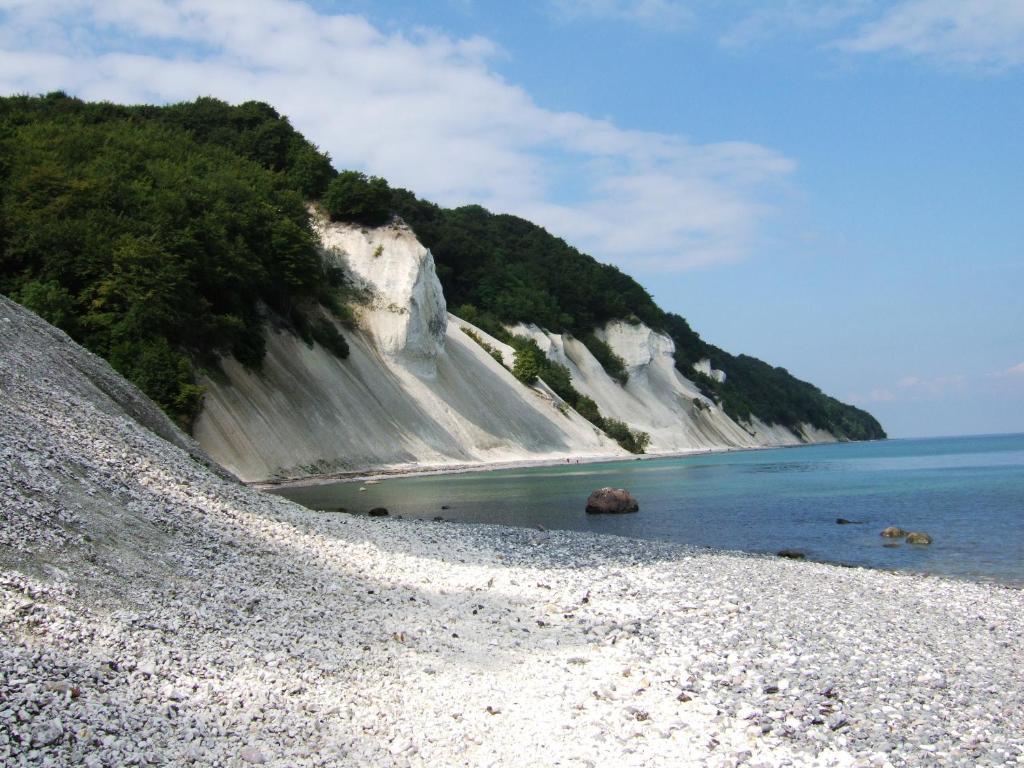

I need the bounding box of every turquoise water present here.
[276,434,1024,586]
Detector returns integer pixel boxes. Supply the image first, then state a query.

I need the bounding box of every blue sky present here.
[1,0,1022,437]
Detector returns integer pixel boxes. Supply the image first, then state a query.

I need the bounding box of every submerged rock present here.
[880,526,906,538]
[585,487,639,514]
[776,549,806,560]
[906,531,933,545]
[836,518,862,525]
[368,507,389,517]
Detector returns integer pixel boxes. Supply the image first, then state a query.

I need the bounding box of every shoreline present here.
[317,509,1024,592]
[251,439,859,491]
[258,436,1024,591]
[8,506,1021,767]
[4,370,1020,765]
[251,448,714,490]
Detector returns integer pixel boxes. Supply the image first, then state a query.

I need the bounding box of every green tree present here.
[323,171,392,226]
[17,280,77,333]
[0,93,351,428]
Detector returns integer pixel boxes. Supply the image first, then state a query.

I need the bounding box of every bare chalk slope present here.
[194,214,622,482]
[194,216,835,482]
[513,320,836,454]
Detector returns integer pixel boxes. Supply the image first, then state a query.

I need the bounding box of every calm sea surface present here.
[275,434,1024,586]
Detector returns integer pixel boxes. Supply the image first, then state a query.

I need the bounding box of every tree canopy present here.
[0,93,348,427]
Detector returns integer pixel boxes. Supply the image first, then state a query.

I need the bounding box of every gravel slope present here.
[2,295,1022,768]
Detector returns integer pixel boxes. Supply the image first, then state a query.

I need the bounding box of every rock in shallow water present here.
[585,487,639,514]
[906,531,933,545]
[776,549,806,560]
[881,526,906,538]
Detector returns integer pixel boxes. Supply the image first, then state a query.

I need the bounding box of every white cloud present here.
[851,372,974,404]
[548,0,1024,72]
[548,0,693,27]
[716,1,1024,71]
[993,362,1024,378]
[867,388,896,403]
[859,365,1024,406]
[719,1,872,50]
[837,0,1024,70]
[0,0,792,272]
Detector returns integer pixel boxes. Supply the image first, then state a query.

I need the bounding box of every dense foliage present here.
[0,93,348,427]
[390,195,661,333]
[323,171,392,226]
[391,191,885,440]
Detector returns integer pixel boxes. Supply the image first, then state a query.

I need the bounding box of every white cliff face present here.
[193,216,622,481]
[510,320,835,455]
[599,321,670,372]
[314,211,446,372]
[693,357,727,383]
[193,213,836,482]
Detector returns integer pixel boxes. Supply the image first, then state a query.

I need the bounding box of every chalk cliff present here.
[193,215,623,481]
[194,216,840,482]
[510,320,834,454]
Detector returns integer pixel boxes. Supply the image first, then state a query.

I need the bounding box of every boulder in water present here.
[880,526,906,538]
[368,507,389,517]
[905,531,933,545]
[585,487,639,514]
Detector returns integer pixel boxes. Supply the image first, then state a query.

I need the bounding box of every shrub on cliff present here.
[601,419,651,454]
[512,343,542,385]
[579,333,629,385]
[505,336,648,453]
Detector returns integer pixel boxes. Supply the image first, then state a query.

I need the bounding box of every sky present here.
[1,0,1022,438]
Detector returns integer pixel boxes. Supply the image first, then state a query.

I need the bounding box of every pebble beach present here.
[2,299,1023,767]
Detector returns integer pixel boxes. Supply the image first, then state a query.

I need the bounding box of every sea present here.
[275,433,1024,587]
